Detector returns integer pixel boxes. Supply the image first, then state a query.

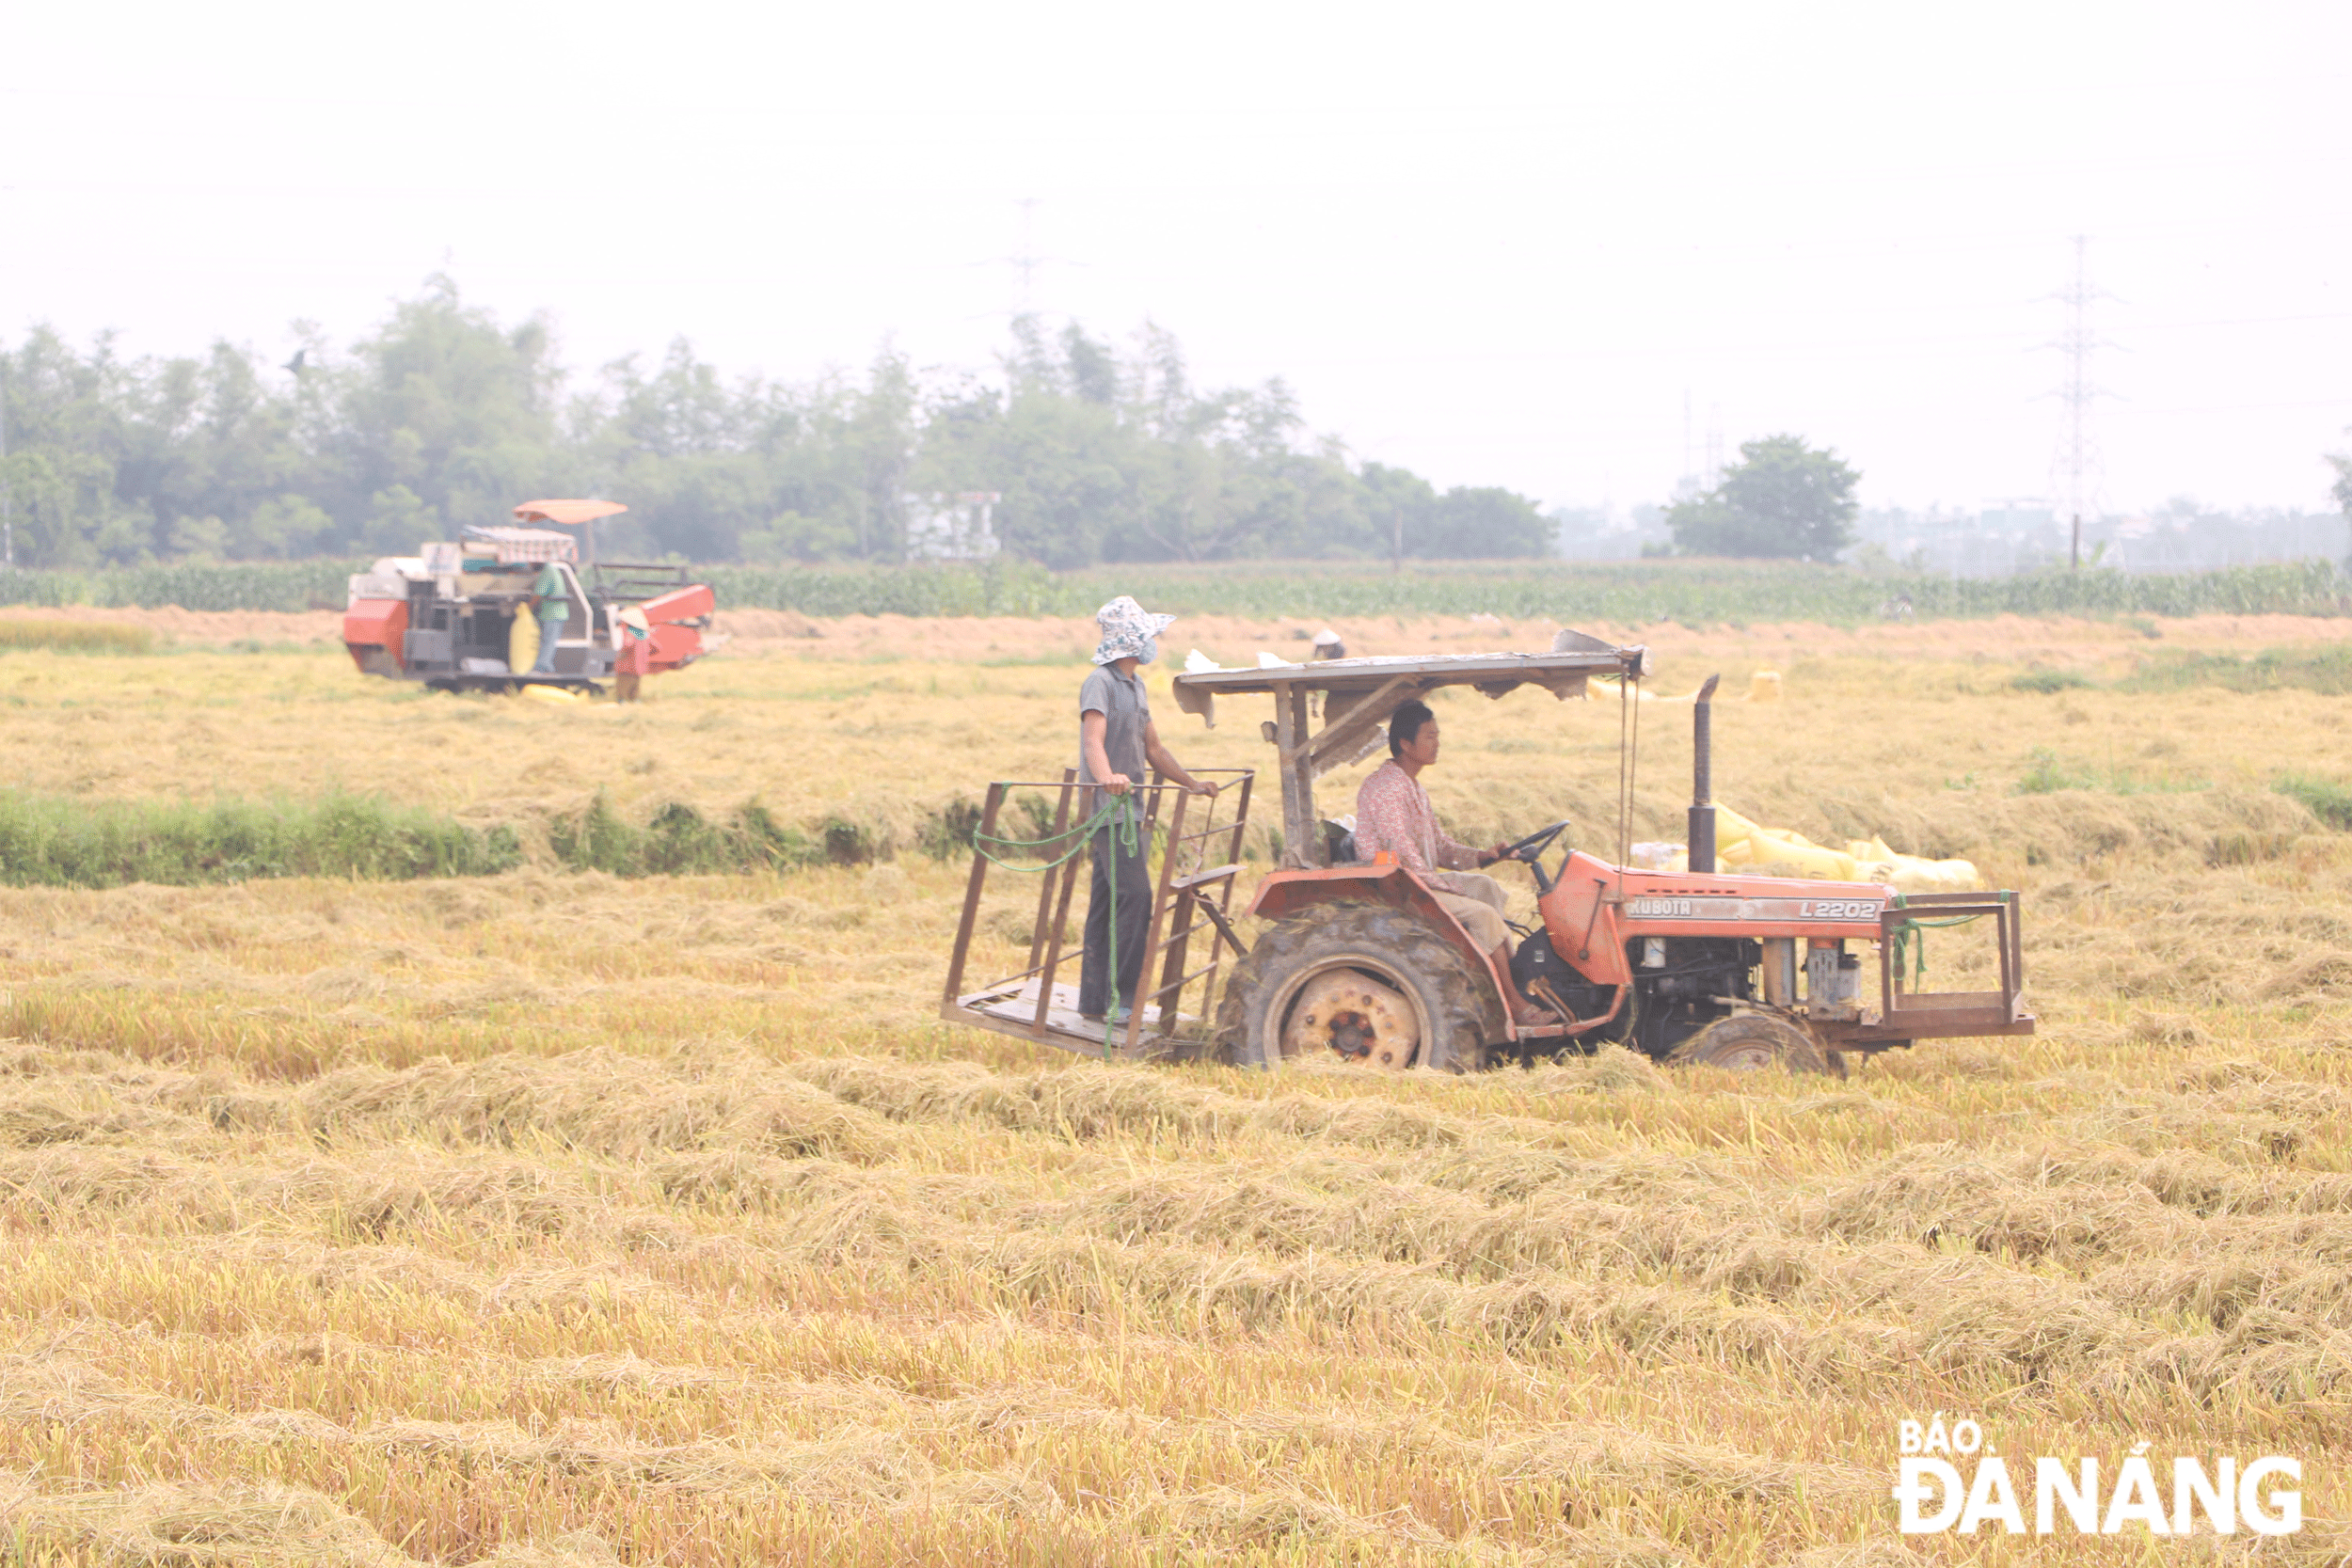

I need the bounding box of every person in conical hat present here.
[1077,596,1216,1027]
[613,605,654,703]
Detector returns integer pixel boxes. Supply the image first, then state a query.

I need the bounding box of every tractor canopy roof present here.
[514,499,629,527]
[1170,628,1649,737]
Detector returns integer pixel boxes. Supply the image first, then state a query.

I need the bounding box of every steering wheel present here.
[1494,819,1570,863]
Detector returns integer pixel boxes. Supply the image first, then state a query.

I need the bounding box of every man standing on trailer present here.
[1354,700,1557,1027]
[1078,595,1217,1025]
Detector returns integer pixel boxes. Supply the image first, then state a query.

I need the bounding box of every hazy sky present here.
[5,1,2345,516]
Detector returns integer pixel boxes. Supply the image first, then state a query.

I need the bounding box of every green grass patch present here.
[2115,644,2352,695]
[0,618,155,654]
[2013,748,2209,797]
[2010,667,2093,694]
[0,790,520,888]
[2273,773,2352,831]
[546,794,883,876]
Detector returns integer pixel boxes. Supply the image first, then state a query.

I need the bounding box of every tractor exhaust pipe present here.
[1688,673,1721,874]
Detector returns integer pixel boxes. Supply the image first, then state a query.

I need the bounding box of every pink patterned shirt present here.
[1354,759,1483,873]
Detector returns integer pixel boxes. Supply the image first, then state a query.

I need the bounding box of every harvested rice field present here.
[1,610,2348,1564]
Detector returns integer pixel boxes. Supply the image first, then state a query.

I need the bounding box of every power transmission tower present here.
[969,198,1086,325]
[2049,235,2112,569]
[1676,388,1696,499]
[1009,197,1041,314]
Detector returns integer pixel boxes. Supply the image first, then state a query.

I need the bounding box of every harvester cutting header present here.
[343,499,714,695]
[946,626,2031,1077]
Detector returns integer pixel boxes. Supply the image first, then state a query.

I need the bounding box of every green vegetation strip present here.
[0,789,982,888]
[5,771,2346,890]
[0,561,362,614]
[0,791,520,889]
[712,558,2349,623]
[2,557,2344,624]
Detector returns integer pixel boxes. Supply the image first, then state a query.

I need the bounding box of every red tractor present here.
[943,631,2029,1077]
[1180,636,2029,1075]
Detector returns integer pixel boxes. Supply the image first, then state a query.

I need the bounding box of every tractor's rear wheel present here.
[1215,900,1502,1072]
[1666,1014,1843,1077]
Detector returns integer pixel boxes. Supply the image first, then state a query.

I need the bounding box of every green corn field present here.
[2,556,2344,623]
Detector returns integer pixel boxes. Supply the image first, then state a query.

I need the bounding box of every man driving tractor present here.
[1353,700,1557,1028]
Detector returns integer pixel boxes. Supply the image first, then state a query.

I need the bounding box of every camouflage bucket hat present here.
[1091,595,1177,665]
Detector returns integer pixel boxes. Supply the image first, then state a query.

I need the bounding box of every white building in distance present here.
[904,493,1003,562]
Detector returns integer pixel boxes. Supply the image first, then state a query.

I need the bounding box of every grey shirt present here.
[1078,664,1151,801]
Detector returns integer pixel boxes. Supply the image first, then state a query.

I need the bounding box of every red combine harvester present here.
[944,629,2031,1076]
[342,499,714,694]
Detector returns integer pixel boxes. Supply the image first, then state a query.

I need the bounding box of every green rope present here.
[974,790,1143,1060]
[1885,891,1991,988]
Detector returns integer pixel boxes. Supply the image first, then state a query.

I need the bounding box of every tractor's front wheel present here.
[1665,1014,1844,1077]
[1215,900,1502,1072]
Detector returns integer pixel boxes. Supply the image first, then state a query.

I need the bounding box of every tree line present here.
[0,278,1551,569]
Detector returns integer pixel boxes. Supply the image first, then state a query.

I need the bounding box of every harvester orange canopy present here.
[513,499,628,526]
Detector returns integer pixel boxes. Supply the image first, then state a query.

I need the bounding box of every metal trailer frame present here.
[1863,890,2033,1048]
[941,768,1256,1058]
